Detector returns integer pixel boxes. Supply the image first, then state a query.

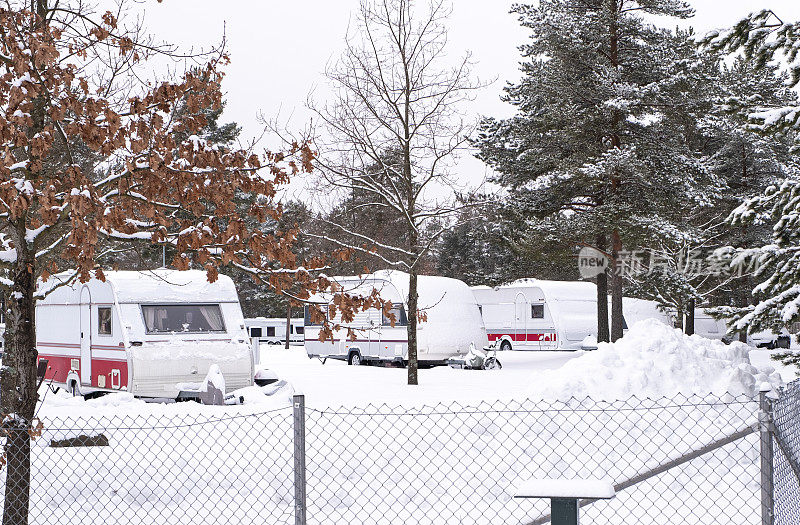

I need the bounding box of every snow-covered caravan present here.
[622,297,674,326]
[472,280,672,351]
[693,308,790,348]
[36,270,253,399]
[245,317,304,344]
[304,270,487,365]
[692,310,729,342]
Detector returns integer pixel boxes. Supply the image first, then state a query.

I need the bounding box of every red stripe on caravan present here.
[487,333,557,342]
[37,354,128,390]
[38,342,81,349]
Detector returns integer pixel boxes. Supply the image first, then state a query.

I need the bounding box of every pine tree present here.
[701,10,800,370]
[623,49,795,333]
[475,0,711,342]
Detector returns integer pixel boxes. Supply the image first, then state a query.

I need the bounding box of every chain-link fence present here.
[773,379,800,525]
[1,407,297,525]
[304,395,760,525]
[2,380,800,524]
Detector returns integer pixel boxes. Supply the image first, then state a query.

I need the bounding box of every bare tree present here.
[309,0,481,385]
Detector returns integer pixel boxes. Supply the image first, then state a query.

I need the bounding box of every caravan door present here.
[79,286,92,385]
[514,292,528,349]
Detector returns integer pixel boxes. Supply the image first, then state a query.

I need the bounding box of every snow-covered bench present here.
[514,477,615,525]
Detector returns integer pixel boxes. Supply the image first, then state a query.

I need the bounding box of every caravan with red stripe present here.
[472,280,672,352]
[36,269,254,399]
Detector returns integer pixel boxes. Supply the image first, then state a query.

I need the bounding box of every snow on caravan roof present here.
[332,270,476,306]
[103,269,240,303]
[475,279,596,302]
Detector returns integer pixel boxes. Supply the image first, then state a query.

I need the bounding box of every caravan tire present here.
[500,340,512,351]
[348,352,362,366]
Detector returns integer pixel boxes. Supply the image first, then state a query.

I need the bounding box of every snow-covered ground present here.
[258,344,579,407]
[14,322,797,524]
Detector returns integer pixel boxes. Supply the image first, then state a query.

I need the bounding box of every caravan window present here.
[249,327,262,338]
[295,326,304,335]
[531,304,544,319]
[98,307,112,335]
[304,305,328,326]
[382,303,408,327]
[267,326,276,337]
[141,304,226,334]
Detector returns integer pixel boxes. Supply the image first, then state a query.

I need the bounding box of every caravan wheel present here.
[500,340,512,351]
[348,352,362,366]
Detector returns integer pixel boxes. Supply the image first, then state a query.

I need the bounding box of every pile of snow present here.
[529,319,783,400]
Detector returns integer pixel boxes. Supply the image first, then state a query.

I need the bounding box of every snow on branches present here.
[702,10,800,133]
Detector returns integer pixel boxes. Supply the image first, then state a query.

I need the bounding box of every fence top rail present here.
[305,394,758,417]
[33,403,294,431]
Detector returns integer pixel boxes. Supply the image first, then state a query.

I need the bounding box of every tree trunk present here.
[685,298,695,335]
[596,272,609,342]
[407,270,419,385]
[284,301,292,350]
[596,236,609,343]
[610,231,624,342]
[606,1,624,343]
[1,243,38,525]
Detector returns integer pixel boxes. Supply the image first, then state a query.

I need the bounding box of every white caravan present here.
[36,269,253,399]
[245,317,305,344]
[304,270,487,365]
[472,280,673,351]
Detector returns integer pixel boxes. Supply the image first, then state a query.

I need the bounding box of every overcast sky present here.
[129,1,800,200]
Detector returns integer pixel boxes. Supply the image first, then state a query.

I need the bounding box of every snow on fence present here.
[1,381,799,525]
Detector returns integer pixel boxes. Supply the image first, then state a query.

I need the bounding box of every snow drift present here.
[529,318,783,400]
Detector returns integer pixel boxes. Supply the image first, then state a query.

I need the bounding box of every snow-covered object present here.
[579,335,598,350]
[305,270,488,363]
[201,364,226,395]
[515,477,615,499]
[463,342,486,369]
[529,319,783,400]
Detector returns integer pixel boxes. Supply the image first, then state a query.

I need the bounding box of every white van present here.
[245,317,304,344]
[472,280,673,351]
[36,269,253,399]
[304,270,487,365]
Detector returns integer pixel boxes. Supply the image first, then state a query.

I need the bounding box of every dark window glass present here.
[141,304,225,333]
[249,327,263,338]
[531,304,544,319]
[304,305,327,326]
[98,307,112,335]
[267,326,276,337]
[295,326,304,335]
[382,304,408,326]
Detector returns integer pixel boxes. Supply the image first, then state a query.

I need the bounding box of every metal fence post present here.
[293,394,307,525]
[759,387,774,525]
